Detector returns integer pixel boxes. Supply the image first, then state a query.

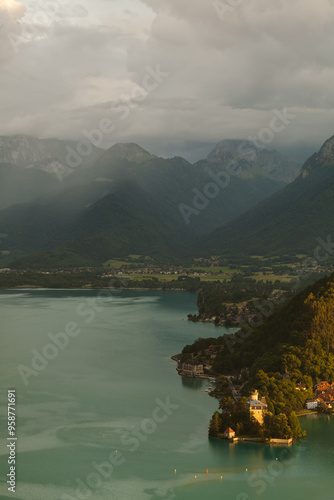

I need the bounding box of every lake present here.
[0,289,333,499]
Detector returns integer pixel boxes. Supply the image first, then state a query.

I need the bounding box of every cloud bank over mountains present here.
[1,0,334,161]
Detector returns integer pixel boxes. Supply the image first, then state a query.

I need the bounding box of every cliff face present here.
[301,135,334,178]
[0,135,103,171]
[207,139,302,184]
[0,135,47,166]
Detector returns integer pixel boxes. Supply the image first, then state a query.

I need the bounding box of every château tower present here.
[247,390,268,425]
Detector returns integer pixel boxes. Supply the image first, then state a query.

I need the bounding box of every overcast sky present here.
[0,0,334,162]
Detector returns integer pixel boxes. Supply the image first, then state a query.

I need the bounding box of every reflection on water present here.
[0,290,333,500]
[181,377,205,390]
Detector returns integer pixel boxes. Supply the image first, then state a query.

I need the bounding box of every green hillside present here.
[185,273,334,440]
[63,141,294,235]
[0,163,57,210]
[9,181,193,268]
[0,179,123,254]
[0,139,299,266]
[234,273,334,378]
[201,135,334,257]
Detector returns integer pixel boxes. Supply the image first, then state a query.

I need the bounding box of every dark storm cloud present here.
[1,0,334,161]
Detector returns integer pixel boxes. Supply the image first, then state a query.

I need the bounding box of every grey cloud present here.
[0,0,26,63]
[0,0,334,162]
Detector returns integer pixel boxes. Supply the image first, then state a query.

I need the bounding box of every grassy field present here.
[191,266,237,273]
[103,255,154,268]
[103,259,135,268]
[101,259,297,284]
[252,272,293,282]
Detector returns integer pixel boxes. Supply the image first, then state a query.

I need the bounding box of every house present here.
[180,360,204,377]
[224,427,236,439]
[318,394,334,405]
[208,345,218,358]
[305,399,320,410]
[315,381,331,392]
[246,390,268,425]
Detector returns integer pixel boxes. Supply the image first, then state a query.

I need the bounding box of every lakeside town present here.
[174,349,334,414]
[172,286,334,444]
[1,256,334,446]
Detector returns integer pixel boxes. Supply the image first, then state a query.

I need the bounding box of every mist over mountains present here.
[3,131,333,268]
[201,135,334,258]
[0,134,102,171]
[0,135,103,210]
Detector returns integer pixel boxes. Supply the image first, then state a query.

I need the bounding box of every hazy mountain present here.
[200,135,334,257]
[100,142,156,163]
[206,139,301,184]
[0,163,58,210]
[0,137,303,267]
[0,134,104,208]
[0,179,122,254]
[0,134,103,173]
[9,181,193,268]
[301,134,334,177]
[64,141,295,235]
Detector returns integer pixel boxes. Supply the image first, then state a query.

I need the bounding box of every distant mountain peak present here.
[207,139,301,185]
[200,132,334,258]
[301,134,334,178]
[207,139,260,160]
[0,133,30,145]
[319,134,334,156]
[106,143,155,163]
[0,134,102,171]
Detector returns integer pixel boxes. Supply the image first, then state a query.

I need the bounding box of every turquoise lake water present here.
[0,289,333,499]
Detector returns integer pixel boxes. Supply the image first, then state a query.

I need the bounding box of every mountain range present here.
[0,131,324,267]
[200,135,334,258]
[0,134,102,171]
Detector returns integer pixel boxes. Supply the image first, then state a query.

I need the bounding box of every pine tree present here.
[209,411,221,437]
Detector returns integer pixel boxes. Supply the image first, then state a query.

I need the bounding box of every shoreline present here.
[170,357,324,445]
[296,411,322,417]
[188,316,239,327]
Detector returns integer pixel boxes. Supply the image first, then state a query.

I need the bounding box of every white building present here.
[305,399,319,410]
[180,360,204,377]
[224,427,236,439]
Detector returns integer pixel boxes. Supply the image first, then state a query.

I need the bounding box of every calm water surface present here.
[0,289,333,499]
